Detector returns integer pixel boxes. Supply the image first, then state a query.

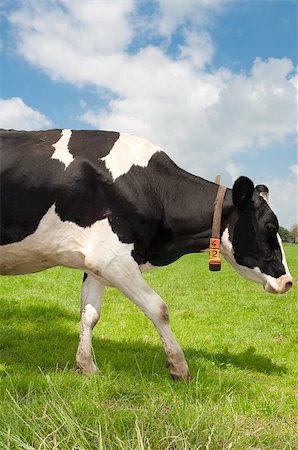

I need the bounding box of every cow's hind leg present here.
[76,273,104,374]
[104,264,191,382]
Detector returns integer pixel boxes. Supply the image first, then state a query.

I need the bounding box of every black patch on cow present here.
[55,159,110,227]
[68,130,120,164]
[102,163,165,264]
[0,130,64,244]
[138,152,219,266]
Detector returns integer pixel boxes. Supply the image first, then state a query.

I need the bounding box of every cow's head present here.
[221,176,293,294]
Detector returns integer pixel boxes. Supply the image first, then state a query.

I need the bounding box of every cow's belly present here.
[0,206,86,275]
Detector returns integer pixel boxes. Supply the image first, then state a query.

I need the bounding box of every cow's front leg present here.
[103,263,191,382]
[76,274,104,375]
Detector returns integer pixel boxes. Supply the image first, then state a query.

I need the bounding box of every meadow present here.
[0,245,297,449]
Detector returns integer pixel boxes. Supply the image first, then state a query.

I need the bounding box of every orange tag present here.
[210,238,220,249]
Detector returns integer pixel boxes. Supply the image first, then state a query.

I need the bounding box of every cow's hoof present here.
[76,361,100,376]
[166,356,192,382]
[170,369,192,383]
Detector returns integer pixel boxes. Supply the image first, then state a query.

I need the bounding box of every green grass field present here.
[0,244,297,449]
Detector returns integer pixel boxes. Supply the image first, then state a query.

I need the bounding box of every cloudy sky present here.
[0,0,297,228]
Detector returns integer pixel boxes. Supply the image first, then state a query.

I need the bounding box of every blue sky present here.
[0,0,297,228]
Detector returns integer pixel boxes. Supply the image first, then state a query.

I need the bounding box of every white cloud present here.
[265,168,298,229]
[7,2,296,174]
[0,97,52,130]
[6,3,298,142]
[178,30,214,69]
[210,58,297,151]
[78,57,296,179]
[225,160,245,182]
[290,164,298,177]
[156,0,223,36]
[9,0,134,85]
[290,74,298,89]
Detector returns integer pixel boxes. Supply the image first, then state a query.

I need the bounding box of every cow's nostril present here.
[285,281,293,290]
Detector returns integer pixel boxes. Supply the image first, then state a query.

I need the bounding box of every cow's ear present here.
[255,184,269,203]
[232,176,254,208]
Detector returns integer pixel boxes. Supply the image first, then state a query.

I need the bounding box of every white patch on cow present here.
[51,129,73,169]
[84,218,135,281]
[277,233,291,275]
[101,132,162,180]
[0,205,86,275]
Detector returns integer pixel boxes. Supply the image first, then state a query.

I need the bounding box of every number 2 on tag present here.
[210,249,220,259]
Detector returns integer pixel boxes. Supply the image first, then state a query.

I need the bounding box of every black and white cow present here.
[0,129,293,381]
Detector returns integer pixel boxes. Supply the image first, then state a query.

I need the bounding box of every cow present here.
[0,129,293,381]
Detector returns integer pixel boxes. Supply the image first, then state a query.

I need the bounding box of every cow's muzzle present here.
[264,274,293,294]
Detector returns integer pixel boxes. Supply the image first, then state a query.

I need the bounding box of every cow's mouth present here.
[264,274,293,294]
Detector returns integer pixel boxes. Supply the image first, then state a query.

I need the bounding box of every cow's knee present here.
[160,302,170,323]
[148,299,170,325]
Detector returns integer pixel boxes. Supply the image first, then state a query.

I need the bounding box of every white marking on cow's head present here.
[101,133,161,180]
[51,129,73,169]
[220,177,293,294]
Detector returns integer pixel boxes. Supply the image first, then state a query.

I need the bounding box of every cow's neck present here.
[147,163,235,266]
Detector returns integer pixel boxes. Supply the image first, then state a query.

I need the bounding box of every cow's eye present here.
[265,223,277,235]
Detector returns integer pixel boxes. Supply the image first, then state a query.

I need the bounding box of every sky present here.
[0,0,297,229]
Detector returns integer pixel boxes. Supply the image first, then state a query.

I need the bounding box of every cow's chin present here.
[264,274,293,294]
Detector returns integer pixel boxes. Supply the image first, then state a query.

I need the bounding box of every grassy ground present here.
[0,244,297,449]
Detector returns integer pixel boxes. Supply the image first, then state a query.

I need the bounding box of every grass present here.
[0,244,297,449]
